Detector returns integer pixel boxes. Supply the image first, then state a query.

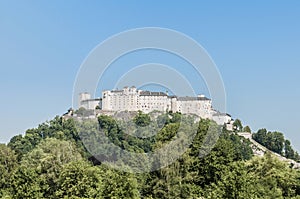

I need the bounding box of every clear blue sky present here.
[1,1,299,150]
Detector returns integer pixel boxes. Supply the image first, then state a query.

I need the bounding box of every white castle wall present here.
[79,87,231,125]
[78,92,100,110]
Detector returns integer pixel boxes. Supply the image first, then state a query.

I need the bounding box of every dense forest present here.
[1,111,300,198]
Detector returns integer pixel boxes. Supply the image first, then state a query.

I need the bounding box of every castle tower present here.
[78,92,91,108]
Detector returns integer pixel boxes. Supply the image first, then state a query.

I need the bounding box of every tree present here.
[285,140,294,159]
[75,107,86,116]
[9,166,45,199]
[243,125,251,133]
[156,113,170,128]
[3,113,300,198]
[265,131,284,154]
[155,123,179,143]
[100,167,140,198]
[7,117,83,161]
[170,112,182,123]
[0,144,17,197]
[205,162,257,199]
[233,119,243,132]
[55,161,102,198]
[226,133,253,160]
[21,138,83,198]
[134,111,151,127]
[253,128,267,145]
[246,152,300,198]
[253,130,285,155]
[8,135,33,160]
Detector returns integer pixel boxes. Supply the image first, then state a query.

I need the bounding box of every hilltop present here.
[1,111,300,198]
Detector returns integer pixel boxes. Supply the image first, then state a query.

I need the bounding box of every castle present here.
[78,86,232,126]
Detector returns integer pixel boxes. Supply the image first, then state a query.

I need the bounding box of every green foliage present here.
[75,107,94,117]
[224,133,253,161]
[155,123,179,143]
[100,168,140,199]
[205,162,258,199]
[7,116,83,160]
[7,134,33,160]
[246,153,300,198]
[144,119,253,199]
[134,111,151,127]
[253,128,299,161]
[156,113,170,127]
[243,125,251,133]
[233,119,243,132]
[0,144,17,197]
[205,153,300,199]
[97,112,188,154]
[21,138,83,198]
[9,166,45,199]
[55,160,102,198]
[285,140,300,161]
[1,114,300,198]
[169,112,182,123]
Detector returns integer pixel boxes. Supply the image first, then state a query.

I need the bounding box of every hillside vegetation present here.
[1,112,300,198]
